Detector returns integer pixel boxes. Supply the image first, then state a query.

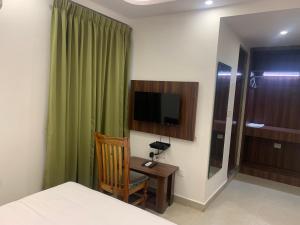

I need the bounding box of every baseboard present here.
[204,180,228,210]
[173,195,205,211]
[174,170,239,211]
[203,169,239,210]
[173,182,227,212]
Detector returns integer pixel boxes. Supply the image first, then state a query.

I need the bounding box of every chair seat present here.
[129,171,149,189]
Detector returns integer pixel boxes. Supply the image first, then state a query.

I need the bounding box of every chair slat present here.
[105,144,109,185]
[118,146,122,187]
[113,145,118,188]
[102,144,106,183]
[94,132,148,206]
[109,144,113,187]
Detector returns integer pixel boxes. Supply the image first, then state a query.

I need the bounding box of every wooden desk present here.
[245,126,300,144]
[130,157,179,213]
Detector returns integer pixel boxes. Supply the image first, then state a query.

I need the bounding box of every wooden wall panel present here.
[240,163,300,187]
[282,142,300,172]
[246,77,300,129]
[243,136,285,168]
[242,136,300,180]
[129,80,198,141]
[245,126,300,144]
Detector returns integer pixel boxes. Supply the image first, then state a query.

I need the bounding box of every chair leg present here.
[142,180,149,209]
[123,190,129,203]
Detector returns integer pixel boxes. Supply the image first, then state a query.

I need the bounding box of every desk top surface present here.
[130,157,179,178]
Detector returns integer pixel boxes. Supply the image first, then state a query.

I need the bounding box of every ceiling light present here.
[280,30,288,36]
[263,72,300,77]
[218,72,232,76]
[205,0,214,5]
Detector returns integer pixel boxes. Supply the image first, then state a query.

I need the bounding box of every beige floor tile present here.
[158,174,300,225]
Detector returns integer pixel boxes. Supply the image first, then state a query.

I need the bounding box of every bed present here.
[0,182,176,225]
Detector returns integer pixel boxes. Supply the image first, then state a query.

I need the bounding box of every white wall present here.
[205,21,246,200]
[130,0,300,204]
[1,0,300,207]
[130,11,221,203]
[0,0,51,205]
[72,0,132,25]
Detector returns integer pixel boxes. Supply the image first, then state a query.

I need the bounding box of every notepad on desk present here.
[246,123,265,128]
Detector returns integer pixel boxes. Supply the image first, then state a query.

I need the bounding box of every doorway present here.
[223,8,300,187]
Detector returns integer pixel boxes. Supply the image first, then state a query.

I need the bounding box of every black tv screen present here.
[134,92,181,125]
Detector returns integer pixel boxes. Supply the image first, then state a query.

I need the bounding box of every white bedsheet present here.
[0,182,176,225]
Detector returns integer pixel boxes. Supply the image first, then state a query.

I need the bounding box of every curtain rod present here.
[49,0,132,29]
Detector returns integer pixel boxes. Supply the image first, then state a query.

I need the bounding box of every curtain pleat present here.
[44,0,131,189]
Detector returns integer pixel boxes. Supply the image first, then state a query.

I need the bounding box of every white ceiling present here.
[223,9,300,47]
[90,0,253,18]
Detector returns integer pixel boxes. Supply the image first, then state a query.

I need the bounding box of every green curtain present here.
[44,0,131,189]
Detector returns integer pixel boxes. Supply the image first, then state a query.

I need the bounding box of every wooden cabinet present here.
[242,127,300,187]
[244,137,282,168]
[240,47,300,187]
[243,136,300,171]
[241,136,300,187]
[282,142,300,172]
[245,126,300,144]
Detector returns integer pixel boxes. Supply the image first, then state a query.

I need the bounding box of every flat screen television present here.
[134,91,181,125]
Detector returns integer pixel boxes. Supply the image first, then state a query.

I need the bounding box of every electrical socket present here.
[274,143,282,149]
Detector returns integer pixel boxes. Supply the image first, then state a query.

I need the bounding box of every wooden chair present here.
[94,133,149,207]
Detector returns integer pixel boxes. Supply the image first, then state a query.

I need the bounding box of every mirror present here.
[208,62,232,178]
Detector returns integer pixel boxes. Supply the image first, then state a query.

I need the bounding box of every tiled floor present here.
[160,174,300,225]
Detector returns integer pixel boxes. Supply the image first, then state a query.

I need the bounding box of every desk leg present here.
[167,173,175,206]
[156,177,168,213]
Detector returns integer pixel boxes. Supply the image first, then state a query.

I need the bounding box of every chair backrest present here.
[94,133,130,196]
